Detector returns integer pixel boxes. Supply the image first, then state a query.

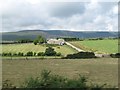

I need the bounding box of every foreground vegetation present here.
[69,39,118,54]
[3,70,108,88]
[2,58,118,87]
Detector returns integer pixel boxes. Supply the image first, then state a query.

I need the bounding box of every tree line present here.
[1,47,61,57]
[2,36,119,44]
[2,50,120,58]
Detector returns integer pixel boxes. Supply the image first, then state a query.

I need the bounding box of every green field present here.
[2,58,118,87]
[1,43,78,56]
[69,39,118,54]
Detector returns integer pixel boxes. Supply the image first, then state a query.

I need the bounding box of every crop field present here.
[69,39,118,54]
[2,58,118,87]
[1,43,78,56]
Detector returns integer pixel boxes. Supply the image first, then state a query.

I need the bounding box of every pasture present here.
[69,39,118,54]
[1,43,78,56]
[2,58,118,87]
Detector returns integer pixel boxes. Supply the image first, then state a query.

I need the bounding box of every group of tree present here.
[59,37,119,42]
[33,35,46,45]
[59,37,79,41]
[1,41,18,44]
[88,38,104,40]
[17,39,33,43]
[1,47,61,57]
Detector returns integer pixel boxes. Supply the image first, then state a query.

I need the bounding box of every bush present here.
[13,53,18,56]
[26,51,33,56]
[56,52,61,56]
[22,70,106,88]
[63,52,96,59]
[2,52,12,56]
[8,52,12,56]
[33,52,36,56]
[2,52,25,56]
[37,52,44,56]
[44,47,57,56]
[2,53,8,56]
[110,53,120,58]
[18,52,24,56]
[33,40,38,45]
[22,70,87,88]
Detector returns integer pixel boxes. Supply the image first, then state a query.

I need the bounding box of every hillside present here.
[1,30,118,41]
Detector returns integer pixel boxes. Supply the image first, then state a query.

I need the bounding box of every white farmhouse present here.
[47,39,65,45]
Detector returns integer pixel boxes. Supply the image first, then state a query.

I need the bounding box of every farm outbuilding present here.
[47,39,65,45]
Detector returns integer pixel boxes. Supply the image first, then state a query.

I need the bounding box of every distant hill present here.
[1,30,118,41]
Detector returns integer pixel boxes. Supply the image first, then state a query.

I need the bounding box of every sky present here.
[0,0,119,32]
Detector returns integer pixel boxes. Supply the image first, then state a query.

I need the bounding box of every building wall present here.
[47,39,65,45]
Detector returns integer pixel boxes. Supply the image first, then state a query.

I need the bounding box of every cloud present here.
[47,2,85,18]
[112,5,118,14]
[1,0,118,32]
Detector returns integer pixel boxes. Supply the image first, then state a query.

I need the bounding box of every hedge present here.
[63,52,96,59]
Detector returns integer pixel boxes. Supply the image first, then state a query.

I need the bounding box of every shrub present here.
[2,53,8,56]
[56,52,61,56]
[33,40,38,45]
[18,52,24,56]
[63,52,96,59]
[8,52,12,56]
[22,70,106,88]
[98,38,103,40]
[2,52,25,56]
[13,53,18,56]
[37,52,44,56]
[26,51,33,56]
[110,53,120,58]
[33,52,36,56]
[22,70,86,88]
[57,46,60,49]
[65,75,87,88]
[44,47,56,56]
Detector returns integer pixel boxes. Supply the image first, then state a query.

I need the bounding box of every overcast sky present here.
[0,0,118,32]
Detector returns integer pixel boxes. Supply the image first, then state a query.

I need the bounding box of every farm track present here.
[65,42,84,52]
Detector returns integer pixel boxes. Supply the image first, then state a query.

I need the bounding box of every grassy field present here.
[2,58,118,87]
[69,39,118,54]
[1,43,78,56]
